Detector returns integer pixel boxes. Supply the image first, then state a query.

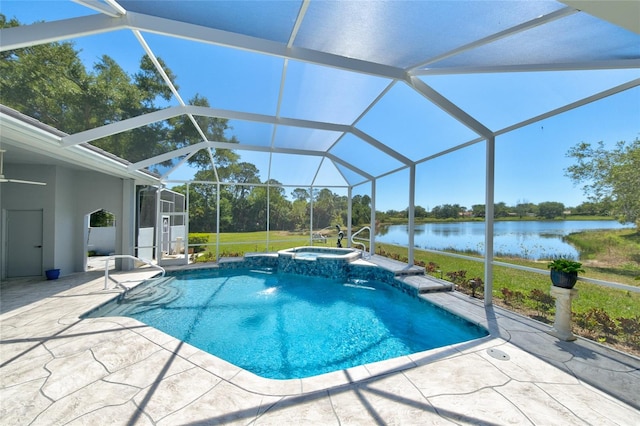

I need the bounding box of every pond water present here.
[375,220,634,260]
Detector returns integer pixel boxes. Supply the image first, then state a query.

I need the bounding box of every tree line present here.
[172,180,372,233]
[377,200,614,222]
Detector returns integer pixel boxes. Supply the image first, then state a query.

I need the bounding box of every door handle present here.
[35,245,42,248]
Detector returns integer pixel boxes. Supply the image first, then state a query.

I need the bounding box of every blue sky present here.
[3,1,640,212]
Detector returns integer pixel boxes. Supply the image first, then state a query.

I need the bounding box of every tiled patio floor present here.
[1,269,639,425]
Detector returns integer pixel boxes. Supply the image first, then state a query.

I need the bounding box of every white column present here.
[216,183,220,260]
[408,164,416,266]
[484,136,495,306]
[266,182,270,251]
[347,186,353,247]
[309,186,314,245]
[185,182,190,263]
[155,186,162,264]
[548,286,578,341]
[370,179,376,256]
[121,179,135,270]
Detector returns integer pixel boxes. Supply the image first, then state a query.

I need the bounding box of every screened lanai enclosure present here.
[1,1,639,303]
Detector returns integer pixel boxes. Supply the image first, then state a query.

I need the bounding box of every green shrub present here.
[575,308,619,343]
[194,251,216,263]
[617,316,640,346]
[189,233,210,253]
[529,289,554,319]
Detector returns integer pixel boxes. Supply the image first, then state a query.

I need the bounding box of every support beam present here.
[495,78,640,138]
[309,186,314,244]
[484,137,496,306]
[351,127,413,166]
[266,181,271,251]
[216,183,221,260]
[409,7,579,71]
[370,179,376,257]
[413,59,640,76]
[407,77,493,139]
[408,164,416,266]
[73,0,125,17]
[120,178,136,271]
[154,187,162,264]
[347,186,353,247]
[0,14,126,51]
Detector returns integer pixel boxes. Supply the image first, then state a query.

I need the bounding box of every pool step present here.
[364,255,453,293]
[397,274,454,294]
[365,255,426,277]
[119,275,175,294]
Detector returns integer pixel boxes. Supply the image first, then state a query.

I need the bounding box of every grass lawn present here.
[193,230,334,256]
[566,228,640,279]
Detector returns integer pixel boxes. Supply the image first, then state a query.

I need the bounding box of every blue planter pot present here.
[45,269,60,280]
[550,270,577,289]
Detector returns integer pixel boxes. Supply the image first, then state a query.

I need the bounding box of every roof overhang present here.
[0,105,161,185]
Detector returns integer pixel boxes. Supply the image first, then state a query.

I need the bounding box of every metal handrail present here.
[103,254,165,290]
[351,226,371,257]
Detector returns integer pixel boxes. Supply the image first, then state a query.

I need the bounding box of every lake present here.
[375,220,634,260]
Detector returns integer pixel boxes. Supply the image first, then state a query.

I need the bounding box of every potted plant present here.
[547,259,584,289]
[45,268,60,280]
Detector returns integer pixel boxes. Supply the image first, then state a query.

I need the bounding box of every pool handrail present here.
[103,254,165,290]
[351,226,371,258]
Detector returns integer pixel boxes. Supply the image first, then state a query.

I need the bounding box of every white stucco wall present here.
[137,227,154,260]
[1,163,135,278]
[87,227,116,255]
[1,164,56,278]
[72,171,127,272]
[55,167,77,275]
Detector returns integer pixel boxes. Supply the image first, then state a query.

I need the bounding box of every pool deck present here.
[1,269,639,425]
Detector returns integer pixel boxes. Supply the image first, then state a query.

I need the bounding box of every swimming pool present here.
[86,268,488,379]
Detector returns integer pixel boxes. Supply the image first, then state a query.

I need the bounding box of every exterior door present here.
[161,215,170,254]
[6,209,43,277]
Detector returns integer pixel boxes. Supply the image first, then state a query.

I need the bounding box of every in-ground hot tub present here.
[277,246,362,278]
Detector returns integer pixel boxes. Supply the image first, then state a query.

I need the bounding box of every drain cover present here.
[487,348,510,361]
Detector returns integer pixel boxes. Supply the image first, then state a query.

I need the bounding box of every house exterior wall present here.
[87,227,116,255]
[71,171,126,272]
[0,165,55,278]
[0,163,134,278]
[55,166,76,275]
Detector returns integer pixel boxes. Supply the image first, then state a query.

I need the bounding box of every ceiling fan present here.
[0,149,47,186]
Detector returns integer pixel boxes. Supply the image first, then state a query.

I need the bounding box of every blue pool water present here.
[88,268,487,379]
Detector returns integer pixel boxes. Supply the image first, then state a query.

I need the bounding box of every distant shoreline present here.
[377,216,621,226]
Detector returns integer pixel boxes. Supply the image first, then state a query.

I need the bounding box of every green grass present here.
[191,230,332,256]
[375,242,640,320]
[565,228,640,279]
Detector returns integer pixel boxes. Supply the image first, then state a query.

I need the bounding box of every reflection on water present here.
[376,220,633,260]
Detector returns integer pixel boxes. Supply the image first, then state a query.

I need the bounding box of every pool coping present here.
[79,264,640,406]
[81,272,492,396]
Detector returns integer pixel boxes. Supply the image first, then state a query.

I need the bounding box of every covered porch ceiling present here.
[1,0,639,188]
